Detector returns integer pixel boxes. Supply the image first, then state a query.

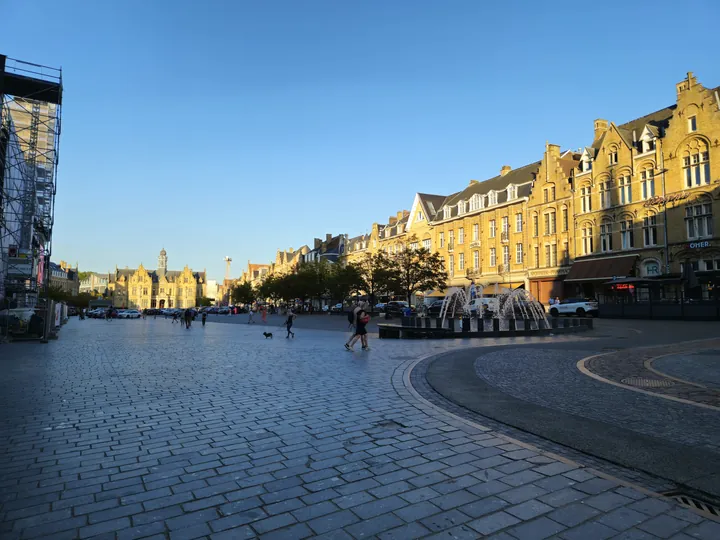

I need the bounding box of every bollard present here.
[572,318,579,327]
[462,317,470,333]
[586,318,594,329]
[435,318,442,329]
[492,318,500,335]
[508,319,516,334]
[551,318,558,329]
[563,319,569,328]
[424,318,432,329]
[476,316,483,334]
[523,319,531,333]
[401,316,410,327]
[448,318,456,332]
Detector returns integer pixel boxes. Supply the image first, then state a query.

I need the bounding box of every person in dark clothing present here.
[345,304,370,351]
[201,311,207,327]
[184,308,192,329]
[285,311,295,338]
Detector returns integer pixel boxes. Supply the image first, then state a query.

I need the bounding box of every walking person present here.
[201,310,207,327]
[285,310,295,338]
[184,308,192,329]
[261,305,267,324]
[345,303,370,351]
[172,311,178,324]
[248,307,255,324]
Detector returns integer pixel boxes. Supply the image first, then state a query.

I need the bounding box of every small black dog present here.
[263,332,273,339]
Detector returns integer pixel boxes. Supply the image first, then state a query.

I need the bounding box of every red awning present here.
[565,255,638,282]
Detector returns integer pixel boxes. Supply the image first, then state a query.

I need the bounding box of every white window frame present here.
[502,245,510,267]
[488,191,497,205]
[449,255,454,275]
[489,248,496,267]
[457,201,465,215]
[600,223,613,252]
[620,219,634,250]
[507,185,517,200]
[688,115,697,132]
[473,250,479,269]
[458,227,464,244]
[515,213,522,232]
[489,220,496,238]
[459,253,465,271]
[515,243,523,264]
[684,151,711,187]
[581,186,592,213]
[618,176,632,205]
[582,226,593,255]
[472,223,479,242]
[640,169,656,199]
[501,216,509,234]
[685,203,713,240]
[422,239,431,250]
[439,232,445,248]
[643,215,658,247]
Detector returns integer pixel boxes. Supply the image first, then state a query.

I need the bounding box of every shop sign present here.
[689,241,712,249]
[612,283,635,290]
[643,191,689,207]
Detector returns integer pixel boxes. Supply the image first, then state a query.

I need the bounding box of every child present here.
[285,310,295,338]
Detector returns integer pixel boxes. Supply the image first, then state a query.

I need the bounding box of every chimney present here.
[469,179,479,186]
[396,211,404,221]
[388,216,398,225]
[326,233,332,242]
[288,247,294,254]
[500,165,512,176]
[594,119,609,139]
[314,238,322,249]
[546,143,561,159]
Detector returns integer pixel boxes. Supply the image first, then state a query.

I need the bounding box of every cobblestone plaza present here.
[1,318,719,539]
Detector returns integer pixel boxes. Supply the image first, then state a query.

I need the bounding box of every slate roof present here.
[417,194,448,221]
[433,161,541,221]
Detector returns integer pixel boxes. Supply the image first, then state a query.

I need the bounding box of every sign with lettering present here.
[688,241,711,249]
[643,191,689,207]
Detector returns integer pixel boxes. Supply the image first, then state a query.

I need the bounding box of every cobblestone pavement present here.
[653,351,720,391]
[1,319,719,539]
[475,347,720,453]
[583,340,720,407]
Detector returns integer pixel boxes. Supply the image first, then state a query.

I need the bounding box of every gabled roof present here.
[435,161,540,221]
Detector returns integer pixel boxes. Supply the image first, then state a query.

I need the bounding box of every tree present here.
[77,271,92,281]
[356,252,393,309]
[258,275,283,305]
[388,247,447,304]
[198,297,213,307]
[327,262,365,304]
[231,282,256,305]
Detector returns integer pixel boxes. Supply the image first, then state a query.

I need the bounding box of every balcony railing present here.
[501,231,509,242]
[469,240,481,248]
[466,268,481,278]
[447,241,454,252]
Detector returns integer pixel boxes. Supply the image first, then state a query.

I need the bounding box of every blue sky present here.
[3,0,719,280]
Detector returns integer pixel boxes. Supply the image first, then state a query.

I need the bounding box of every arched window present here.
[581,224,593,255]
[608,145,619,165]
[580,185,592,213]
[639,165,656,199]
[643,212,658,246]
[469,194,480,211]
[683,140,710,187]
[620,216,634,250]
[599,179,612,209]
[618,173,632,205]
[600,219,613,252]
[685,196,713,240]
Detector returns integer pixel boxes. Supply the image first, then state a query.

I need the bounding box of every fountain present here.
[378,283,589,338]
[437,283,550,333]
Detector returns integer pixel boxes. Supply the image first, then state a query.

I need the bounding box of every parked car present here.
[385,301,414,316]
[217,307,230,315]
[374,303,386,312]
[427,299,452,317]
[465,296,499,316]
[118,309,141,319]
[549,298,599,318]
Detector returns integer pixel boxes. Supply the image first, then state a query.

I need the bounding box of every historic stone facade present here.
[267,71,720,304]
[108,249,206,309]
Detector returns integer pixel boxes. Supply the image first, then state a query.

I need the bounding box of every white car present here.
[466,296,498,315]
[118,309,141,319]
[548,298,598,318]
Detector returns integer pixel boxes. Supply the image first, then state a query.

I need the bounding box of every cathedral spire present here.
[158,248,168,275]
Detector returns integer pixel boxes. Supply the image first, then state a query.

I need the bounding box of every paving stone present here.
[597,507,651,531]
[506,499,553,520]
[638,514,691,538]
[504,516,567,540]
[420,508,472,532]
[549,502,603,527]
[345,512,405,538]
[559,520,617,540]
[683,520,720,539]
[377,521,432,539]
[537,487,586,507]
[260,522,313,540]
[332,491,375,509]
[628,497,674,517]
[307,510,360,535]
[584,491,634,511]
[430,489,477,511]
[467,479,511,498]
[468,511,520,535]
[394,500,442,522]
[351,495,407,519]
[250,511,297,535]
[499,470,544,487]
[458,496,509,518]
[573,478,618,495]
[497,484,548,504]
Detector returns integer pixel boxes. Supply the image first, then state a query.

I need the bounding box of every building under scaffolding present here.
[0,54,62,310]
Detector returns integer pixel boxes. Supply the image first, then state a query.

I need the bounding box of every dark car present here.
[385,301,415,316]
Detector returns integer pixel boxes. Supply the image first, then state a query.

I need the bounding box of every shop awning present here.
[565,255,637,282]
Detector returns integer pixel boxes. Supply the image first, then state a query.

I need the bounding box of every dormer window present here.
[443,206,451,220]
[457,201,465,215]
[416,211,424,221]
[479,195,486,208]
[469,194,479,211]
[507,185,517,200]
[385,229,390,238]
[608,150,618,165]
[397,224,404,234]
[488,191,498,205]
[581,156,592,172]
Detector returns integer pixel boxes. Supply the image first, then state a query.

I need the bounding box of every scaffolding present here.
[0,54,62,310]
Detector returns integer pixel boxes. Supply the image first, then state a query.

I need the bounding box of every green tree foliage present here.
[231,282,256,305]
[198,297,213,307]
[388,247,447,304]
[77,271,92,281]
[356,252,393,308]
[327,261,365,304]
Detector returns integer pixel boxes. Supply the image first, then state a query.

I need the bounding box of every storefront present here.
[528,268,569,304]
[564,254,638,299]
